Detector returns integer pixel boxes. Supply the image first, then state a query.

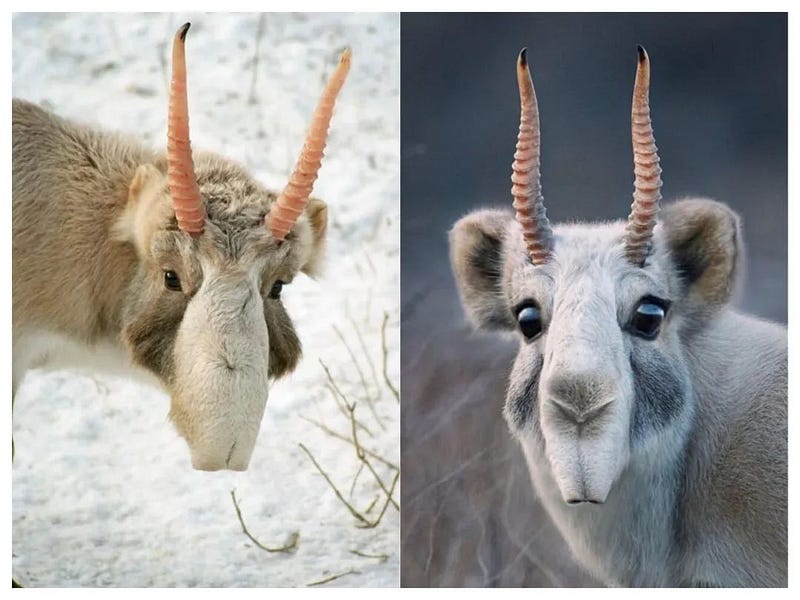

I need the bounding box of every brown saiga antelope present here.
[450,48,787,586]
[13,23,351,471]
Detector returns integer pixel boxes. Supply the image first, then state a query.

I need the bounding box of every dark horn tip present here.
[637,45,647,62]
[179,22,191,42]
[519,47,528,66]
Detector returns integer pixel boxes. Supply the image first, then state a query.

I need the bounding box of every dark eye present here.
[164,270,182,292]
[630,300,667,340]
[268,280,284,300]
[517,305,542,340]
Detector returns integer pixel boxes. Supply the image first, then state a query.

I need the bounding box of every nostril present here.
[551,397,613,425]
[548,374,610,407]
[547,374,615,424]
[565,497,604,505]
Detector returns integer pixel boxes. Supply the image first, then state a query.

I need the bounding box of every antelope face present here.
[112,23,346,471]
[118,158,326,471]
[450,47,740,503]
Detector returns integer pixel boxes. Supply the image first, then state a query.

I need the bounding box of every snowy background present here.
[12,13,399,587]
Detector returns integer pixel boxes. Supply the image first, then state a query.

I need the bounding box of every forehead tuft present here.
[550,221,627,270]
[156,153,311,269]
[191,157,278,260]
[505,218,671,293]
[506,219,629,272]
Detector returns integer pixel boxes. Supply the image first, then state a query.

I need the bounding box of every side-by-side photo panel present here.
[12,13,399,587]
[401,13,787,587]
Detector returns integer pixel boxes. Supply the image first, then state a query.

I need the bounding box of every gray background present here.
[400,13,787,587]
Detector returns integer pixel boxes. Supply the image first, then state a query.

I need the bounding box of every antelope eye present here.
[630,301,666,340]
[517,305,542,340]
[268,280,284,300]
[164,270,182,292]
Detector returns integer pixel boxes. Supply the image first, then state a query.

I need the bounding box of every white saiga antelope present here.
[12,23,351,471]
[449,47,787,586]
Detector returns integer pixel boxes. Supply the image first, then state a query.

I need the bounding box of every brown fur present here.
[13,97,325,415]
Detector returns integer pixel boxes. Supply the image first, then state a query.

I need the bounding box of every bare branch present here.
[298,443,371,526]
[299,415,398,470]
[346,402,399,511]
[307,569,361,587]
[364,495,380,514]
[299,443,398,529]
[350,549,389,562]
[357,469,399,529]
[381,312,400,402]
[230,490,299,553]
[347,315,381,393]
[247,14,266,105]
[320,360,374,436]
[349,461,365,499]
[332,325,385,429]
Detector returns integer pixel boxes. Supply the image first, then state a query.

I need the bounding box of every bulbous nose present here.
[546,372,616,424]
[191,438,253,472]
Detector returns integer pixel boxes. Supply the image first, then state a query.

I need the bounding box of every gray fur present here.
[450,198,787,586]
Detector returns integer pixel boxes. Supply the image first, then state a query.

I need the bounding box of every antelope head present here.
[115,23,351,471]
[450,47,741,503]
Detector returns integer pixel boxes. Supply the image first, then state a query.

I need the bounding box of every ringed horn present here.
[167,22,205,237]
[512,48,553,265]
[267,48,352,242]
[625,45,663,266]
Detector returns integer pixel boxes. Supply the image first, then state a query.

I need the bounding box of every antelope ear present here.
[300,197,327,277]
[113,163,172,257]
[449,209,515,330]
[660,198,741,316]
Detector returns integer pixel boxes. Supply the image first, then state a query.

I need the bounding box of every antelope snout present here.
[540,371,630,506]
[546,372,617,425]
[189,429,258,472]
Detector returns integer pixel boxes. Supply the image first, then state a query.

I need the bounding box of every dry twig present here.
[357,470,399,529]
[347,315,381,393]
[299,443,398,529]
[332,325,384,429]
[299,415,398,470]
[299,443,371,526]
[230,490,299,553]
[346,402,399,511]
[321,359,375,436]
[350,549,389,562]
[307,569,361,587]
[247,14,266,104]
[381,312,400,402]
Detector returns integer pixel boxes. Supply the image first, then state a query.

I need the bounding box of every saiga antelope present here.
[13,23,351,471]
[450,47,786,587]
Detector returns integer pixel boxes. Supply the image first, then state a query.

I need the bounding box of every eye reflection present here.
[517,305,542,340]
[630,301,666,339]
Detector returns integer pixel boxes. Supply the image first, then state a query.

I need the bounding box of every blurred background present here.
[400,13,786,587]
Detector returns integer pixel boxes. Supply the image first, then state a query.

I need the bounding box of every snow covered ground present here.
[12,13,399,587]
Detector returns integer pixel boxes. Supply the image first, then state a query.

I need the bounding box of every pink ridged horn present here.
[167,22,205,237]
[512,48,553,265]
[625,45,662,266]
[267,48,352,242]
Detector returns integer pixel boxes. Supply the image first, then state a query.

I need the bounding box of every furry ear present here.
[113,164,172,257]
[449,209,515,330]
[300,197,327,277]
[660,198,742,317]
